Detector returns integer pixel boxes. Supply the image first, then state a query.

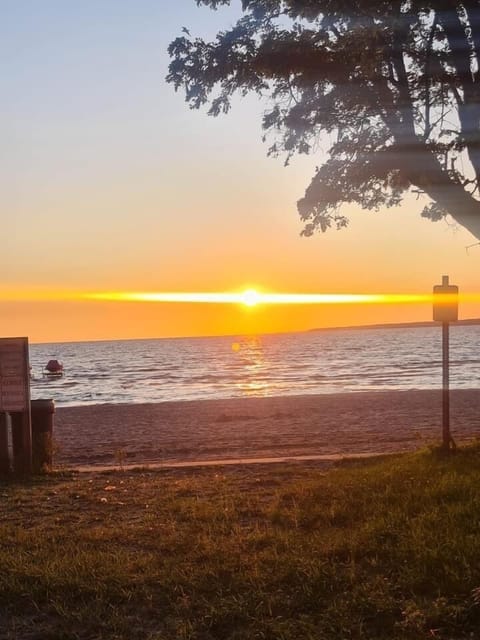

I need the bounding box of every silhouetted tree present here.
[167,1,480,239]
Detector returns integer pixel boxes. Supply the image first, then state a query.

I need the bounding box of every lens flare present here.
[0,289,478,306]
[80,291,457,305]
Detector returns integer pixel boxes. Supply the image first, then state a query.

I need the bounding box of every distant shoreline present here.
[31,318,480,346]
[309,318,480,333]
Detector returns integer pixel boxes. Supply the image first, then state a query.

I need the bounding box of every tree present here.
[167,1,480,240]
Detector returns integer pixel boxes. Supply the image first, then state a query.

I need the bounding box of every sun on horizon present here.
[241,289,261,307]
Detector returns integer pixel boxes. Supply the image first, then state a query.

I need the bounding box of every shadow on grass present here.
[1,443,480,639]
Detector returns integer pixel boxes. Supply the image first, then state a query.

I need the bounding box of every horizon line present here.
[26,317,480,346]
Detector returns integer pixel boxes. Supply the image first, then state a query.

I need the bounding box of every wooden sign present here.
[0,337,30,412]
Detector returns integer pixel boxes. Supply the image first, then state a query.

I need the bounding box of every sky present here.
[2,0,480,343]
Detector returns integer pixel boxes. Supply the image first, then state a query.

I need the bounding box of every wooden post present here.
[0,412,9,474]
[11,410,32,475]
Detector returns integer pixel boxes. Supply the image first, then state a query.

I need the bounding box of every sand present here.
[52,389,480,469]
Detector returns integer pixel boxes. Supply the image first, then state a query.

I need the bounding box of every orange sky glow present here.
[3,4,480,344]
[1,286,477,344]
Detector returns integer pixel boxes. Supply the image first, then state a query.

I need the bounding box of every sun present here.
[241,289,260,307]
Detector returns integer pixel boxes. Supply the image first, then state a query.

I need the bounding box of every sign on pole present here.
[0,337,30,412]
[0,337,31,473]
[433,275,458,323]
[433,277,458,451]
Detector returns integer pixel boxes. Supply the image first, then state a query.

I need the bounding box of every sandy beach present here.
[52,389,480,468]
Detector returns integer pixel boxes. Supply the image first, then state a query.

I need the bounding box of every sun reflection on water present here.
[231,336,271,396]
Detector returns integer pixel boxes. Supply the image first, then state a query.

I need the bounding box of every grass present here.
[1,445,480,639]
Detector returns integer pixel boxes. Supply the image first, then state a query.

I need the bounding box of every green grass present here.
[1,445,480,639]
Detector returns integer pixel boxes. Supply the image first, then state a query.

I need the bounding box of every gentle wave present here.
[29,325,480,407]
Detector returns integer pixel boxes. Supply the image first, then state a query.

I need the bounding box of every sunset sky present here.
[3,0,480,343]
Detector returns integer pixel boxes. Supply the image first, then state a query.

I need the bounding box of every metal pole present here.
[442,321,450,448]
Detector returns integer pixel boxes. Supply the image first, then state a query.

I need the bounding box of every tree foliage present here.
[167,1,480,239]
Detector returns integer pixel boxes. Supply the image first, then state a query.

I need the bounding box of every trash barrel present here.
[31,399,55,473]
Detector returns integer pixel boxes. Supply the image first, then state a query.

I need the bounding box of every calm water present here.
[29,325,480,407]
